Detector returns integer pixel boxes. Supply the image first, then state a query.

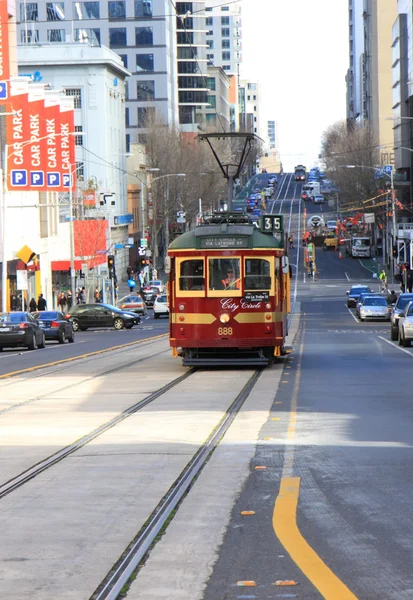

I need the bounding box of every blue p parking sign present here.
[10,170,27,186]
[47,172,60,187]
[0,82,8,100]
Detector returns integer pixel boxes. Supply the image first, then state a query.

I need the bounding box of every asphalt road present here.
[0,311,169,377]
[203,182,413,599]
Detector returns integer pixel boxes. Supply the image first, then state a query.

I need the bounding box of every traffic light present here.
[393,246,397,257]
[107,254,115,278]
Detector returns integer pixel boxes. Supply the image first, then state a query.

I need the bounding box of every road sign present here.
[383,165,393,174]
[140,238,148,247]
[124,244,134,249]
[16,270,28,290]
[177,210,186,224]
[114,243,123,249]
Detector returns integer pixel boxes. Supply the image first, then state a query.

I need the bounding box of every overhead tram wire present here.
[16,1,242,25]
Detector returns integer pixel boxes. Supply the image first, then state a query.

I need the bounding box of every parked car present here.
[0,311,45,351]
[359,296,391,321]
[346,285,373,308]
[153,295,169,319]
[66,303,140,331]
[33,310,75,343]
[313,194,325,204]
[398,301,413,346]
[390,293,413,340]
[117,294,146,315]
[355,293,378,318]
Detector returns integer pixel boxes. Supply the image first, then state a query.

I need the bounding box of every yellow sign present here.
[16,245,36,265]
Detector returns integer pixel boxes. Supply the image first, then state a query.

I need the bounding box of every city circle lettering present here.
[220,298,262,313]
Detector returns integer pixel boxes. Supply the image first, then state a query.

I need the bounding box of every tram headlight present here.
[266,303,271,310]
[220,313,230,324]
[179,304,185,311]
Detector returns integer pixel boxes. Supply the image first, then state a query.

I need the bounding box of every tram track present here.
[90,369,262,600]
[0,365,193,500]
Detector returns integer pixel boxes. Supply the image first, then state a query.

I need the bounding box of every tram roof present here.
[169,223,283,250]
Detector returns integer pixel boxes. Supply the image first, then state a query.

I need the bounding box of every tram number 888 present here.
[218,327,233,336]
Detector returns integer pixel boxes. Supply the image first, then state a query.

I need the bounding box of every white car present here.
[327,220,337,230]
[153,294,169,319]
[148,280,165,293]
[398,301,413,346]
[313,195,325,204]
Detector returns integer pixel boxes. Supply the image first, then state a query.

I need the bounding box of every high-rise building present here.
[176,1,209,132]
[205,0,241,131]
[267,120,276,149]
[17,0,179,143]
[346,0,397,162]
[204,0,242,77]
[239,80,260,136]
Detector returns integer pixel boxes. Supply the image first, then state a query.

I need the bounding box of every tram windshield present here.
[179,259,205,290]
[244,259,271,290]
[209,258,241,292]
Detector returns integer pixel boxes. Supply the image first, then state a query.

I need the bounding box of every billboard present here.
[59,95,75,191]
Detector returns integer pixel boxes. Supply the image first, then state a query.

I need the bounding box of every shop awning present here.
[51,260,83,271]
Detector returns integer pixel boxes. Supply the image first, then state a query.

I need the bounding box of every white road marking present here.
[0,340,86,358]
[345,272,350,281]
[347,307,359,323]
[378,335,413,357]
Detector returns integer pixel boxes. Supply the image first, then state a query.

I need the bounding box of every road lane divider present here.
[272,332,358,599]
[378,336,413,357]
[0,333,168,380]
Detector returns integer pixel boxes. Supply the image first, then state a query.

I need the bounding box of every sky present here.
[239,0,349,171]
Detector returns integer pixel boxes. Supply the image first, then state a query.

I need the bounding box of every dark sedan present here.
[346,285,373,308]
[0,312,45,351]
[33,311,75,343]
[140,286,159,307]
[65,303,140,331]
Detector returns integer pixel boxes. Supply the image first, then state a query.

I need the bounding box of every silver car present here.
[390,293,413,340]
[398,301,413,347]
[359,296,391,321]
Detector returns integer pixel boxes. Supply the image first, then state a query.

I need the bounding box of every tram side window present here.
[209,258,241,291]
[244,259,271,290]
[179,259,205,291]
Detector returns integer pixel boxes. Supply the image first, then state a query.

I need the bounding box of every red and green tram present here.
[168,213,291,366]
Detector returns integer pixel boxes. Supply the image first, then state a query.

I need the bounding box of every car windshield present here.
[157,296,167,303]
[397,296,413,310]
[363,297,387,306]
[0,313,27,323]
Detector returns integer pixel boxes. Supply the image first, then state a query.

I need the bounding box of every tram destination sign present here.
[200,236,249,249]
[243,292,269,302]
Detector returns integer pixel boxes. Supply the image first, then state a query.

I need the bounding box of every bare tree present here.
[322,120,380,206]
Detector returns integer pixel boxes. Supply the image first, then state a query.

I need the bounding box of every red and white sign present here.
[0,0,11,100]
[7,79,31,190]
[44,90,62,190]
[59,95,75,191]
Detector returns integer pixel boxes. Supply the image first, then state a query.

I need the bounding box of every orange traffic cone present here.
[338,250,342,259]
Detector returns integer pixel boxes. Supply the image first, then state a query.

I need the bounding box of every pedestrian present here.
[79,287,86,304]
[57,291,67,313]
[288,235,294,249]
[127,265,132,278]
[29,297,37,312]
[128,278,136,293]
[387,290,398,305]
[94,287,101,303]
[379,269,387,293]
[37,293,47,311]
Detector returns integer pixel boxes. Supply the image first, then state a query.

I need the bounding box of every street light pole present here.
[69,164,76,307]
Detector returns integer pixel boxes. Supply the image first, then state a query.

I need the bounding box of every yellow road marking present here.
[272,332,358,599]
[0,333,168,380]
[273,478,357,599]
